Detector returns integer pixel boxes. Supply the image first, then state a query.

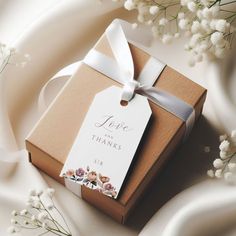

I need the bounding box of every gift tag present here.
[60,86,151,199]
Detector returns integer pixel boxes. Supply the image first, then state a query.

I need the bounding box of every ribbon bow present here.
[83,19,195,139]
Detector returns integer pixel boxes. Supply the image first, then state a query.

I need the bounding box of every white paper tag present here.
[60,86,151,199]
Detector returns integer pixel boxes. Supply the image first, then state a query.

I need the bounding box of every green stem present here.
[0,51,12,74]
[220,9,236,13]
[51,198,72,235]
[225,12,236,20]
[39,197,61,232]
[46,229,65,236]
[38,231,50,236]
[209,0,221,8]
[48,227,71,236]
[222,152,236,172]
[31,198,70,235]
[220,0,236,6]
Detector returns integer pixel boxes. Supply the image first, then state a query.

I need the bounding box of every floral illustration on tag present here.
[62,166,117,198]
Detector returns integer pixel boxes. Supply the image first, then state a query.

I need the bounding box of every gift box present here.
[26,19,207,223]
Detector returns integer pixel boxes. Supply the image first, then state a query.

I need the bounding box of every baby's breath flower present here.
[146,20,153,26]
[33,200,41,209]
[211,5,220,18]
[149,5,159,15]
[8,188,71,236]
[159,18,168,26]
[190,33,202,47]
[179,18,190,30]
[215,169,223,178]
[162,34,173,44]
[180,0,189,6]
[7,226,17,234]
[211,32,224,45]
[46,203,54,211]
[137,14,145,23]
[213,158,224,169]
[219,140,230,152]
[220,150,228,159]
[20,209,28,216]
[202,7,213,19]
[197,42,209,53]
[174,32,180,38]
[178,12,185,19]
[191,21,201,34]
[36,189,43,197]
[10,219,18,225]
[207,169,214,178]
[46,188,55,198]
[117,0,235,66]
[208,130,236,182]
[215,19,228,33]
[29,189,37,197]
[11,210,18,217]
[23,220,29,225]
[210,19,217,30]
[38,212,48,221]
[124,0,135,11]
[31,215,37,223]
[187,2,197,12]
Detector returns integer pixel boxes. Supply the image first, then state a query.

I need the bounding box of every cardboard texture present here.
[26,31,207,223]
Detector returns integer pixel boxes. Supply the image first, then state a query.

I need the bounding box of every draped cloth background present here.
[1,0,236,236]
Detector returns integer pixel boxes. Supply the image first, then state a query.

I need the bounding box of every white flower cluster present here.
[121,0,236,66]
[183,1,232,66]
[0,42,30,75]
[8,188,72,236]
[207,130,236,183]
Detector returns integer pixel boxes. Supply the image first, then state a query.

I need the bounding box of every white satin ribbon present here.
[38,62,81,113]
[37,19,195,140]
[83,19,195,139]
[0,148,26,178]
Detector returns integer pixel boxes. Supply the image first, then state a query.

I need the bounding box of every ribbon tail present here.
[38,62,81,113]
[139,86,195,140]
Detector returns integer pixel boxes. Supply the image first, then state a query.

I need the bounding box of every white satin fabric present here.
[1,0,234,236]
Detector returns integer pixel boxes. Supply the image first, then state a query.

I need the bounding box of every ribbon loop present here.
[106,21,134,83]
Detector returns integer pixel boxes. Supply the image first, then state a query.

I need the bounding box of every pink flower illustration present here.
[76,168,85,177]
[66,169,75,177]
[104,183,114,191]
[99,174,110,183]
[65,166,117,198]
[87,171,97,182]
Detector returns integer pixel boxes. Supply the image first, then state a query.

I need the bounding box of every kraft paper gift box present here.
[26,20,207,223]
